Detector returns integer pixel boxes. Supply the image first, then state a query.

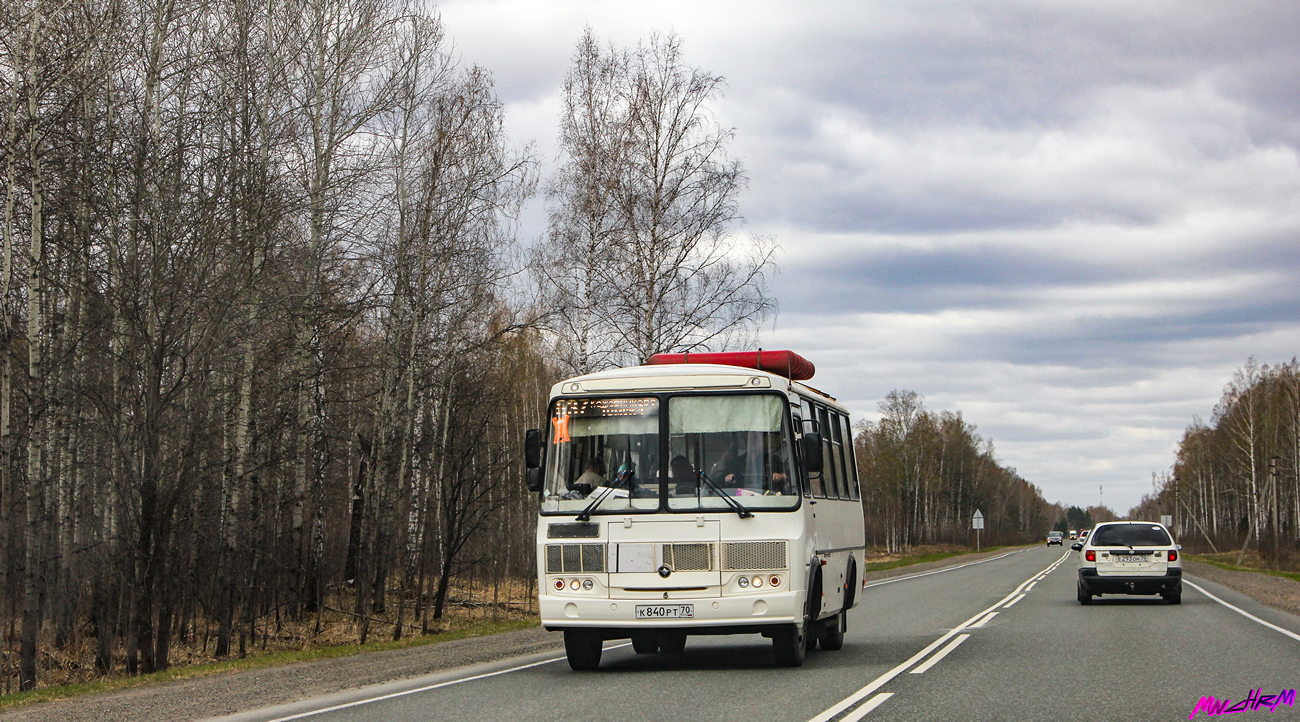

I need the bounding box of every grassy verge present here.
[1185,554,1300,584]
[0,616,539,713]
[860,545,1011,574]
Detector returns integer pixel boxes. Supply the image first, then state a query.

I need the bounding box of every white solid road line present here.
[840,693,894,722]
[1024,581,1037,591]
[909,634,970,674]
[1003,594,1026,608]
[261,644,632,722]
[861,550,1024,589]
[807,551,1067,722]
[1185,580,1300,644]
[967,611,998,628]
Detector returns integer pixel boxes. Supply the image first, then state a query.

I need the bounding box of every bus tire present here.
[772,623,806,667]
[631,633,659,654]
[660,631,687,654]
[564,629,602,670]
[805,568,823,651]
[820,610,846,651]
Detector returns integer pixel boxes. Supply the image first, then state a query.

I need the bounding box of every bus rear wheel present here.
[772,623,806,667]
[631,634,659,654]
[660,631,687,654]
[820,610,846,651]
[564,630,602,670]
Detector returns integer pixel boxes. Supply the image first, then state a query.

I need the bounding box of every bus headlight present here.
[752,576,764,588]
[737,576,749,588]
[570,578,581,590]
[582,579,594,591]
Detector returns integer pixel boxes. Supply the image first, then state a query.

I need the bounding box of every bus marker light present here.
[752,576,764,588]
[570,579,581,590]
[770,576,781,587]
[553,579,565,591]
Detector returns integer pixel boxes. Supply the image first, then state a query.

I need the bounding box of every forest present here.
[0,0,1047,693]
[1130,358,1300,565]
[854,390,1061,552]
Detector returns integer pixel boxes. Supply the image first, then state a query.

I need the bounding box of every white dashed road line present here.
[807,550,1069,721]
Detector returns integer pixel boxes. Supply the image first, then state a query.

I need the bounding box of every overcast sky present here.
[437,0,1300,514]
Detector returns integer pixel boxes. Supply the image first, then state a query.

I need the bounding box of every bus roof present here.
[549,363,846,412]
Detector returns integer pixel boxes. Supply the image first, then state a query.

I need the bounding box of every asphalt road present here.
[209,546,1300,722]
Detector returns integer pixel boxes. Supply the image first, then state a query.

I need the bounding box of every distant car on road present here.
[1074,521,1182,605]
[1078,528,1090,541]
[1047,531,1063,546]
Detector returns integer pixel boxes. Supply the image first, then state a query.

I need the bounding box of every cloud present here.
[434,0,1300,513]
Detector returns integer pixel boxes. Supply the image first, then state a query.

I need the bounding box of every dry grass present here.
[0,577,539,697]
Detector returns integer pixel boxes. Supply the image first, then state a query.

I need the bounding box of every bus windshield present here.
[667,394,796,511]
[541,397,661,513]
[539,393,798,514]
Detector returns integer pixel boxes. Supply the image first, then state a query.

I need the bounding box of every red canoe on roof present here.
[644,350,816,381]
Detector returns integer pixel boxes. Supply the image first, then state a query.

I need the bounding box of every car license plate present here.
[635,604,693,619]
[1116,555,1146,563]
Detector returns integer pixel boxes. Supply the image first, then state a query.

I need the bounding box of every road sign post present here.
[972,509,984,552]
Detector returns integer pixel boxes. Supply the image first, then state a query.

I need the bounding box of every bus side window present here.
[826,408,847,499]
[800,398,825,498]
[840,414,861,500]
[818,406,842,499]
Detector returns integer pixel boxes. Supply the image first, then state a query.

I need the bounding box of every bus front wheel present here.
[772,623,806,667]
[564,630,602,670]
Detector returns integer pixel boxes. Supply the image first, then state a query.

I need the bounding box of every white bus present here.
[523,350,866,669]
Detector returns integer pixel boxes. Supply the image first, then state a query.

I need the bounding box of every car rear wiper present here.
[576,469,634,522]
[694,470,753,519]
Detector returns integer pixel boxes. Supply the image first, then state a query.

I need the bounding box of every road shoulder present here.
[1183,559,1300,619]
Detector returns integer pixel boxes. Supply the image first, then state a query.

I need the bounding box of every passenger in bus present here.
[573,458,605,492]
[670,455,698,496]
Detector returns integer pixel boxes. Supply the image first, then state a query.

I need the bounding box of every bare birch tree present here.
[535,30,776,371]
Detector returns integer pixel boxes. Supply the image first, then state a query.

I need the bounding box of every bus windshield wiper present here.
[576,470,633,522]
[695,470,753,519]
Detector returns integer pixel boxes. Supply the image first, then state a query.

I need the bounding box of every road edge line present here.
[1184,580,1300,644]
[860,550,1023,589]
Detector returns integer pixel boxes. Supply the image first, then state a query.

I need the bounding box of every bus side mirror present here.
[525,429,542,469]
[524,429,544,492]
[802,432,823,474]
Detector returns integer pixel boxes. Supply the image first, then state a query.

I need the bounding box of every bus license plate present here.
[635,604,693,619]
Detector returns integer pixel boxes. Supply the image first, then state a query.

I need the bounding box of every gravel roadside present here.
[6,548,1298,722]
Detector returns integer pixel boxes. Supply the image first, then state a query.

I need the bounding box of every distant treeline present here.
[1131,358,1299,562]
[854,390,1059,551]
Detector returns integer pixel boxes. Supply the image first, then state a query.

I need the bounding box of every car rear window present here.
[1090,524,1171,547]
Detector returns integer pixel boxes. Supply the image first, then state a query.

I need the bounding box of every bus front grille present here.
[723,541,787,570]
[546,543,606,573]
[663,543,714,571]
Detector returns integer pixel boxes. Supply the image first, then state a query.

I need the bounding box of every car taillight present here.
[1085,550,1095,562]
[1167,550,1177,562]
